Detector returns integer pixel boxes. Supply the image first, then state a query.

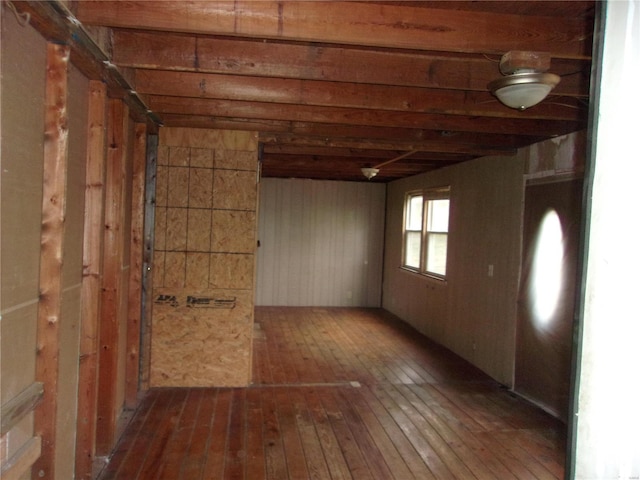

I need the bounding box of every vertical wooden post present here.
[32,42,70,480]
[125,123,148,408]
[75,80,107,480]
[96,99,129,454]
[139,134,158,391]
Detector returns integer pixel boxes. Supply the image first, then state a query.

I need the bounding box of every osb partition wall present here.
[151,128,258,387]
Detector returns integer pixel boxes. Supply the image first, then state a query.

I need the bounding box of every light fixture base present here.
[361,167,379,180]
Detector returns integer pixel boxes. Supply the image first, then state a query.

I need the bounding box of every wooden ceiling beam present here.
[112,31,590,97]
[146,95,583,137]
[134,70,584,121]
[76,1,591,58]
[159,114,545,148]
[262,145,477,161]
[259,134,516,157]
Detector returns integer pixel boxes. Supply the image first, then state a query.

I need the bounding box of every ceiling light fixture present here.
[488,51,560,110]
[361,167,380,180]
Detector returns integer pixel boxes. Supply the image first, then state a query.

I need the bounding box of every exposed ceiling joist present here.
[17,0,595,182]
[75,1,592,58]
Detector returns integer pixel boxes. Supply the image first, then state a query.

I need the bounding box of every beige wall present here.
[1,9,91,478]
[1,6,47,463]
[150,127,259,387]
[383,131,586,386]
[256,178,386,307]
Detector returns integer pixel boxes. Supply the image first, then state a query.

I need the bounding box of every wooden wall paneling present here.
[125,123,148,408]
[139,134,158,391]
[75,80,107,480]
[32,42,71,480]
[96,99,129,455]
[255,178,386,307]
[381,134,584,386]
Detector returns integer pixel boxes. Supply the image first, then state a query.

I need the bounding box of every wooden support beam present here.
[76,1,592,59]
[96,99,130,455]
[147,95,583,138]
[259,134,517,157]
[75,80,108,480]
[261,144,474,161]
[32,42,70,480]
[134,69,584,121]
[160,115,544,150]
[125,123,148,408]
[112,31,590,97]
[139,134,158,392]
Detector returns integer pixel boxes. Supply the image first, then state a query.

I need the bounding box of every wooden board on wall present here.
[125,123,148,407]
[33,42,70,480]
[96,99,130,455]
[75,80,107,480]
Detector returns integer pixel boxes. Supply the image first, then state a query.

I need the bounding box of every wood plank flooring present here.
[97,307,566,479]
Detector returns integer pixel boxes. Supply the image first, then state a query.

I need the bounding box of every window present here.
[402,187,450,278]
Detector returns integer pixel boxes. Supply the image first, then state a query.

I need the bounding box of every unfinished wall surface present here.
[54,63,89,480]
[256,178,386,307]
[151,127,258,387]
[0,7,47,466]
[383,131,586,386]
[1,11,94,479]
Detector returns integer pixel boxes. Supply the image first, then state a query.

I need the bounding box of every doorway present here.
[515,177,583,420]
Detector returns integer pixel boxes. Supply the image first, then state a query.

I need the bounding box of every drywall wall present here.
[150,127,259,387]
[383,131,586,386]
[1,6,47,462]
[256,178,386,307]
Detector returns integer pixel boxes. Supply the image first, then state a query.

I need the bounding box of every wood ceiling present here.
[18,1,595,182]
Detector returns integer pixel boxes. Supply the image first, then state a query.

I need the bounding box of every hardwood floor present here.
[98,307,566,479]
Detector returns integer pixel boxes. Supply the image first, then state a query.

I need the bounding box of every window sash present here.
[402,188,450,277]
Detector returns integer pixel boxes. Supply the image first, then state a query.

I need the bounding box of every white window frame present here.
[402,186,450,279]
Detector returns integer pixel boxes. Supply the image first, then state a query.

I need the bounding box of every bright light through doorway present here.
[529,209,564,329]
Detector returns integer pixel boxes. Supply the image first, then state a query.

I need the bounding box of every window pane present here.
[406,195,423,230]
[405,231,421,268]
[427,199,449,232]
[425,232,447,275]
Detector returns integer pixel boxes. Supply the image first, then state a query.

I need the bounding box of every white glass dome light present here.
[488,70,561,110]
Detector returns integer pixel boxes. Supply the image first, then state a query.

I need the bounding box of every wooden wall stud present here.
[32,42,70,480]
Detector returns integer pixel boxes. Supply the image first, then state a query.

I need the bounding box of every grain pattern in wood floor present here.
[98,307,565,479]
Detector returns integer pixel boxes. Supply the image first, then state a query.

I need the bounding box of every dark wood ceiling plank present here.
[259,134,516,157]
[76,1,592,58]
[134,69,583,121]
[112,31,590,97]
[147,95,583,137]
[262,145,481,162]
[158,114,544,149]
